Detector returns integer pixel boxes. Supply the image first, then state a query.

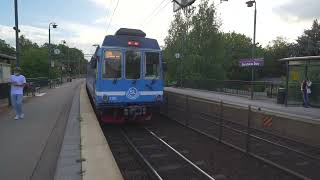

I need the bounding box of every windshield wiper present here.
[146,84,153,90]
[113,78,118,84]
[151,78,157,85]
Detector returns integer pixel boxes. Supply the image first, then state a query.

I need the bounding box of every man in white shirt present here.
[8,67,26,120]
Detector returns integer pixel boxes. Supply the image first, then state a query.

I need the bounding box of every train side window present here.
[103,50,122,78]
[125,50,141,79]
[145,52,160,79]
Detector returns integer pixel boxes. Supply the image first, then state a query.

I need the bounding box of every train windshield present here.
[103,50,122,78]
[145,52,160,79]
[125,50,141,79]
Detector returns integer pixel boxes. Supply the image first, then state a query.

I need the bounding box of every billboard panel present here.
[173,0,196,12]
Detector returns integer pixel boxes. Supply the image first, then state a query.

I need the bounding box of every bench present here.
[26,82,41,96]
[49,79,62,88]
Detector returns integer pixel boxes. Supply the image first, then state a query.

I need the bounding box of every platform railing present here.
[161,91,320,179]
[177,79,283,99]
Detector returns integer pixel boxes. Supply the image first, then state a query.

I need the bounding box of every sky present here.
[0,0,319,57]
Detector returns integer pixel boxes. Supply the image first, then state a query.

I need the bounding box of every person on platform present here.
[8,67,26,120]
[300,79,309,108]
[307,79,312,103]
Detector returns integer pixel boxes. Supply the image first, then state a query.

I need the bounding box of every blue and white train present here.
[86,28,164,123]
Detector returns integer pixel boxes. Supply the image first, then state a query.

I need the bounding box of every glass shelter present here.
[279,56,320,107]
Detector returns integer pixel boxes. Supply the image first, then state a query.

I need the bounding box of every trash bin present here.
[277,88,286,104]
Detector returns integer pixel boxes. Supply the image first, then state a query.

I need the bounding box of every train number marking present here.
[126,87,140,100]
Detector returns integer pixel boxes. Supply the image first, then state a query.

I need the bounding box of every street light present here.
[246,0,257,99]
[14,0,20,67]
[48,22,58,87]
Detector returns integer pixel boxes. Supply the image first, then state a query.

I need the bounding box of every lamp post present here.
[246,0,257,100]
[48,22,58,87]
[14,0,20,67]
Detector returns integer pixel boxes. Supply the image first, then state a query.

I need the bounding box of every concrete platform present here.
[0,80,82,180]
[165,87,320,122]
[79,84,123,180]
[165,87,320,147]
[54,82,81,180]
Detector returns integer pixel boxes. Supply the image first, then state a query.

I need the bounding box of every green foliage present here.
[260,37,293,78]
[222,32,254,80]
[164,0,226,83]
[21,47,49,78]
[164,0,319,82]
[0,39,15,56]
[0,35,87,79]
[296,20,320,56]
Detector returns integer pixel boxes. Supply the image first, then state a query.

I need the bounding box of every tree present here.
[222,32,253,80]
[0,39,15,56]
[296,19,320,56]
[163,0,225,82]
[260,37,293,78]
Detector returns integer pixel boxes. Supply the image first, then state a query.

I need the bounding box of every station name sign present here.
[239,58,264,67]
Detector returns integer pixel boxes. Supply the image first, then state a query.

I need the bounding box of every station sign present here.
[239,58,264,67]
[54,49,61,55]
[175,53,181,59]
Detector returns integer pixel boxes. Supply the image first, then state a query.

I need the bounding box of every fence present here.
[180,79,283,99]
[0,77,63,105]
[160,91,320,179]
[0,83,10,99]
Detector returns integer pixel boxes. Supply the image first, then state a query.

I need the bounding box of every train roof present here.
[115,28,146,37]
[102,28,160,50]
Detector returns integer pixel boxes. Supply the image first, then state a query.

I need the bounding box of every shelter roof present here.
[279,56,320,62]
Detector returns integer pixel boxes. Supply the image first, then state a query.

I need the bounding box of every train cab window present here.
[145,52,160,79]
[125,50,141,79]
[103,50,122,78]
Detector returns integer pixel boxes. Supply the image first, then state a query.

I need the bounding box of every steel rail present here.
[160,112,311,180]
[144,127,216,180]
[120,129,163,180]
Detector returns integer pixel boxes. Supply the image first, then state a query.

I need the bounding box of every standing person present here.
[300,79,309,108]
[307,79,312,104]
[8,67,26,120]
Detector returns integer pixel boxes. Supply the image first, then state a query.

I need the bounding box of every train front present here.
[94,28,164,123]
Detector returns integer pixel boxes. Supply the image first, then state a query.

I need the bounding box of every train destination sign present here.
[239,58,264,67]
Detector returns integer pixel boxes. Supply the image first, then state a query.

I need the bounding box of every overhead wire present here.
[104,0,113,21]
[106,0,120,33]
[139,0,168,26]
[142,0,171,27]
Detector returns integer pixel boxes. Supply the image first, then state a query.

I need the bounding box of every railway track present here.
[102,126,152,180]
[197,111,320,180]
[103,125,216,180]
[165,104,320,180]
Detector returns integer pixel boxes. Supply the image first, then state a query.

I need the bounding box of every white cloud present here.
[90,0,174,45]
[218,0,313,45]
[1,0,317,59]
[0,23,103,56]
[88,0,113,9]
[273,0,320,22]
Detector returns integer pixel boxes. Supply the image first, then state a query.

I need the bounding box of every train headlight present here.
[124,108,128,116]
[103,95,109,102]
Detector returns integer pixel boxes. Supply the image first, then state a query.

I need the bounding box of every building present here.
[0,53,15,83]
[279,56,320,107]
[0,53,15,102]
